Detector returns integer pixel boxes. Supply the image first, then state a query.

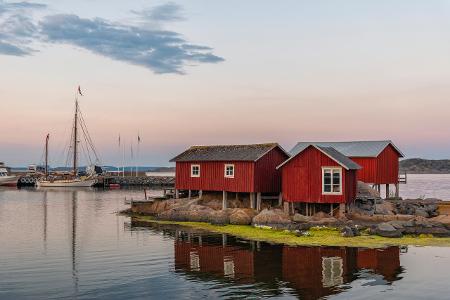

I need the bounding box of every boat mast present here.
[45,134,49,179]
[73,97,78,176]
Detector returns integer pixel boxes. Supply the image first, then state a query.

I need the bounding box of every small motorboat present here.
[0,163,19,187]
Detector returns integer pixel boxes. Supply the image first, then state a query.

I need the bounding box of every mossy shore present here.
[130,214,450,248]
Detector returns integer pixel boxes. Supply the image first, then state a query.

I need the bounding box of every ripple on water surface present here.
[1,187,450,299]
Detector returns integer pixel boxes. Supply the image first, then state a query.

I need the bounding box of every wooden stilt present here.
[283,201,290,214]
[278,192,283,207]
[175,189,179,199]
[235,192,239,201]
[256,192,262,211]
[306,203,309,216]
[339,203,346,218]
[188,190,192,200]
[395,183,400,198]
[386,184,390,199]
[199,190,203,199]
[250,193,255,209]
[222,191,228,210]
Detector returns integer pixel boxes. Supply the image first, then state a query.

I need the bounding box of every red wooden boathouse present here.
[170,143,289,209]
[277,144,361,215]
[289,141,404,197]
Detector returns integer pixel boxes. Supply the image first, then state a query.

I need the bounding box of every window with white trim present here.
[322,167,342,194]
[224,164,234,178]
[191,164,200,177]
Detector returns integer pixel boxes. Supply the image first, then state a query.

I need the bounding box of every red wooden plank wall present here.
[351,145,400,184]
[281,146,352,204]
[175,161,255,192]
[376,144,399,184]
[254,147,289,193]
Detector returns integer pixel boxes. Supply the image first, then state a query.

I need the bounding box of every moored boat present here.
[0,163,19,187]
[37,178,96,187]
[36,86,101,188]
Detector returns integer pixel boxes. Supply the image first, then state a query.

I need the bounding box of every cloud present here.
[132,2,184,22]
[40,14,223,74]
[0,1,44,56]
[0,1,223,74]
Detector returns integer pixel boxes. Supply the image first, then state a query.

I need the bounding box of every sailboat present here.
[37,87,98,188]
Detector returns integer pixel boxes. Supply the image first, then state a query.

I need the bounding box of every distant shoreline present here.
[400,158,450,174]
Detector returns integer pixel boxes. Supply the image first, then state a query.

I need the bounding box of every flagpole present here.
[122,141,125,178]
[117,134,120,177]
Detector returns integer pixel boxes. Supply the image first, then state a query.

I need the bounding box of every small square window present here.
[224,164,234,178]
[322,167,342,195]
[191,164,200,177]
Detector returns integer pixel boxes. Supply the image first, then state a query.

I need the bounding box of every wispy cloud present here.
[132,2,184,23]
[0,0,45,55]
[0,1,223,73]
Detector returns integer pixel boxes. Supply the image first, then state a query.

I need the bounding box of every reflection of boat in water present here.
[0,162,19,187]
[37,87,100,188]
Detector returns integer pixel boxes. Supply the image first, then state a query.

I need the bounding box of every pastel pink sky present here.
[1,0,450,167]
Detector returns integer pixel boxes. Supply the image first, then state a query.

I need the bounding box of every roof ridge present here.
[189,143,278,148]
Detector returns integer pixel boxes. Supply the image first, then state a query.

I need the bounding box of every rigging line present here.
[79,117,96,165]
[79,126,93,165]
[78,109,100,162]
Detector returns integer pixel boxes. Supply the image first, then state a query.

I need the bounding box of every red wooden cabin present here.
[170,143,289,209]
[277,145,361,215]
[289,141,404,197]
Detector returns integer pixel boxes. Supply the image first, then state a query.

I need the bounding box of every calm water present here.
[0,180,449,299]
[400,174,450,200]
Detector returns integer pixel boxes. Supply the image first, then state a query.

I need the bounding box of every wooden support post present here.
[175,189,179,199]
[339,203,346,218]
[306,203,309,216]
[250,193,255,209]
[330,203,333,215]
[283,201,290,214]
[395,183,400,198]
[198,236,202,246]
[386,184,390,199]
[235,192,239,201]
[256,192,262,211]
[198,190,203,199]
[188,190,192,200]
[222,191,228,210]
[278,192,283,207]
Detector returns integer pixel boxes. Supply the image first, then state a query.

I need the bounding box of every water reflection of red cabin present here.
[173,232,402,299]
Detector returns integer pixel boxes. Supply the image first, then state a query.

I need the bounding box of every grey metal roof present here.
[317,146,361,170]
[170,143,288,162]
[277,144,361,170]
[289,140,404,158]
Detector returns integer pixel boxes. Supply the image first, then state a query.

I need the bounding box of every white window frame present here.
[224,164,235,178]
[190,164,200,177]
[322,167,342,195]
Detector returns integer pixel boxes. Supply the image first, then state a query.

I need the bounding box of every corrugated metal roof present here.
[289,141,404,158]
[317,146,361,170]
[277,144,361,170]
[170,143,286,162]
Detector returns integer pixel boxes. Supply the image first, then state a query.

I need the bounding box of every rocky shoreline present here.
[125,194,450,239]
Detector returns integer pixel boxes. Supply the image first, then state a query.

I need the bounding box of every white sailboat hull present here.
[37,178,96,187]
[0,175,19,186]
